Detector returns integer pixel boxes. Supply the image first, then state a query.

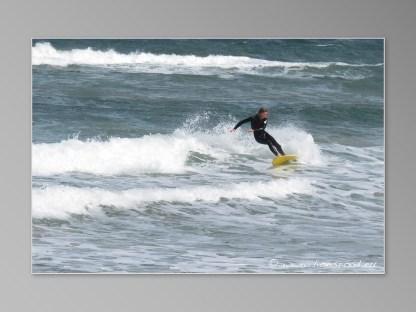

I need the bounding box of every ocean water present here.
[32,39,384,273]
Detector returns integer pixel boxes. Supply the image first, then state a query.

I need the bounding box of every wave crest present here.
[32,178,313,219]
[32,43,382,78]
[32,122,323,176]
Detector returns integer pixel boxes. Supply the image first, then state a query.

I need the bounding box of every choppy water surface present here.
[32,39,384,273]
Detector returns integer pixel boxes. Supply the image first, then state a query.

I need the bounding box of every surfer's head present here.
[257,107,268,119]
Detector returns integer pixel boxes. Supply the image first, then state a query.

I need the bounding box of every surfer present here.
[230,107,286,156]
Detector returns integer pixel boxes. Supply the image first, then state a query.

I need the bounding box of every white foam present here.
[32,123,323,176]
[32,178,313,218]
[32,134,208,176]
[267,126,323,165]
[32,42,381,75]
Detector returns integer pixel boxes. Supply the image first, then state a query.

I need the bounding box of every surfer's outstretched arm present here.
[232,117,252,131]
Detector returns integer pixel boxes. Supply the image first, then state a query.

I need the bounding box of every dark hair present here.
[257,107,268,114]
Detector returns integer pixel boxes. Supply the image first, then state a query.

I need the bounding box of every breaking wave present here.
[32,42,382,78]
[32,178,314,219]
[32,122,322,176]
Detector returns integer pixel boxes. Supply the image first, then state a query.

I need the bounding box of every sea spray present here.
[32,123,323,176]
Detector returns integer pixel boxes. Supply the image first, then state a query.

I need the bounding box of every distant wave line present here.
[32,42,383,70]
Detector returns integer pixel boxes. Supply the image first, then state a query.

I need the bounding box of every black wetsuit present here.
[233,115,285,156]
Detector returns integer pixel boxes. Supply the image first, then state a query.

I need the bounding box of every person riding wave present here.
[230,107,285,157]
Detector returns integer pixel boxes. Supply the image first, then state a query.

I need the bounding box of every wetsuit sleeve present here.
[233,117,252,130]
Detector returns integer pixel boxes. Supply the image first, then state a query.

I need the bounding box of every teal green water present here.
[32,39,384,273]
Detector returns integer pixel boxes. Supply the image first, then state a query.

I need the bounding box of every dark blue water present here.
[32,39,384,273]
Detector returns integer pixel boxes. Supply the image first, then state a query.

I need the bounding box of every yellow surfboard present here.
[272,154,297,167]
